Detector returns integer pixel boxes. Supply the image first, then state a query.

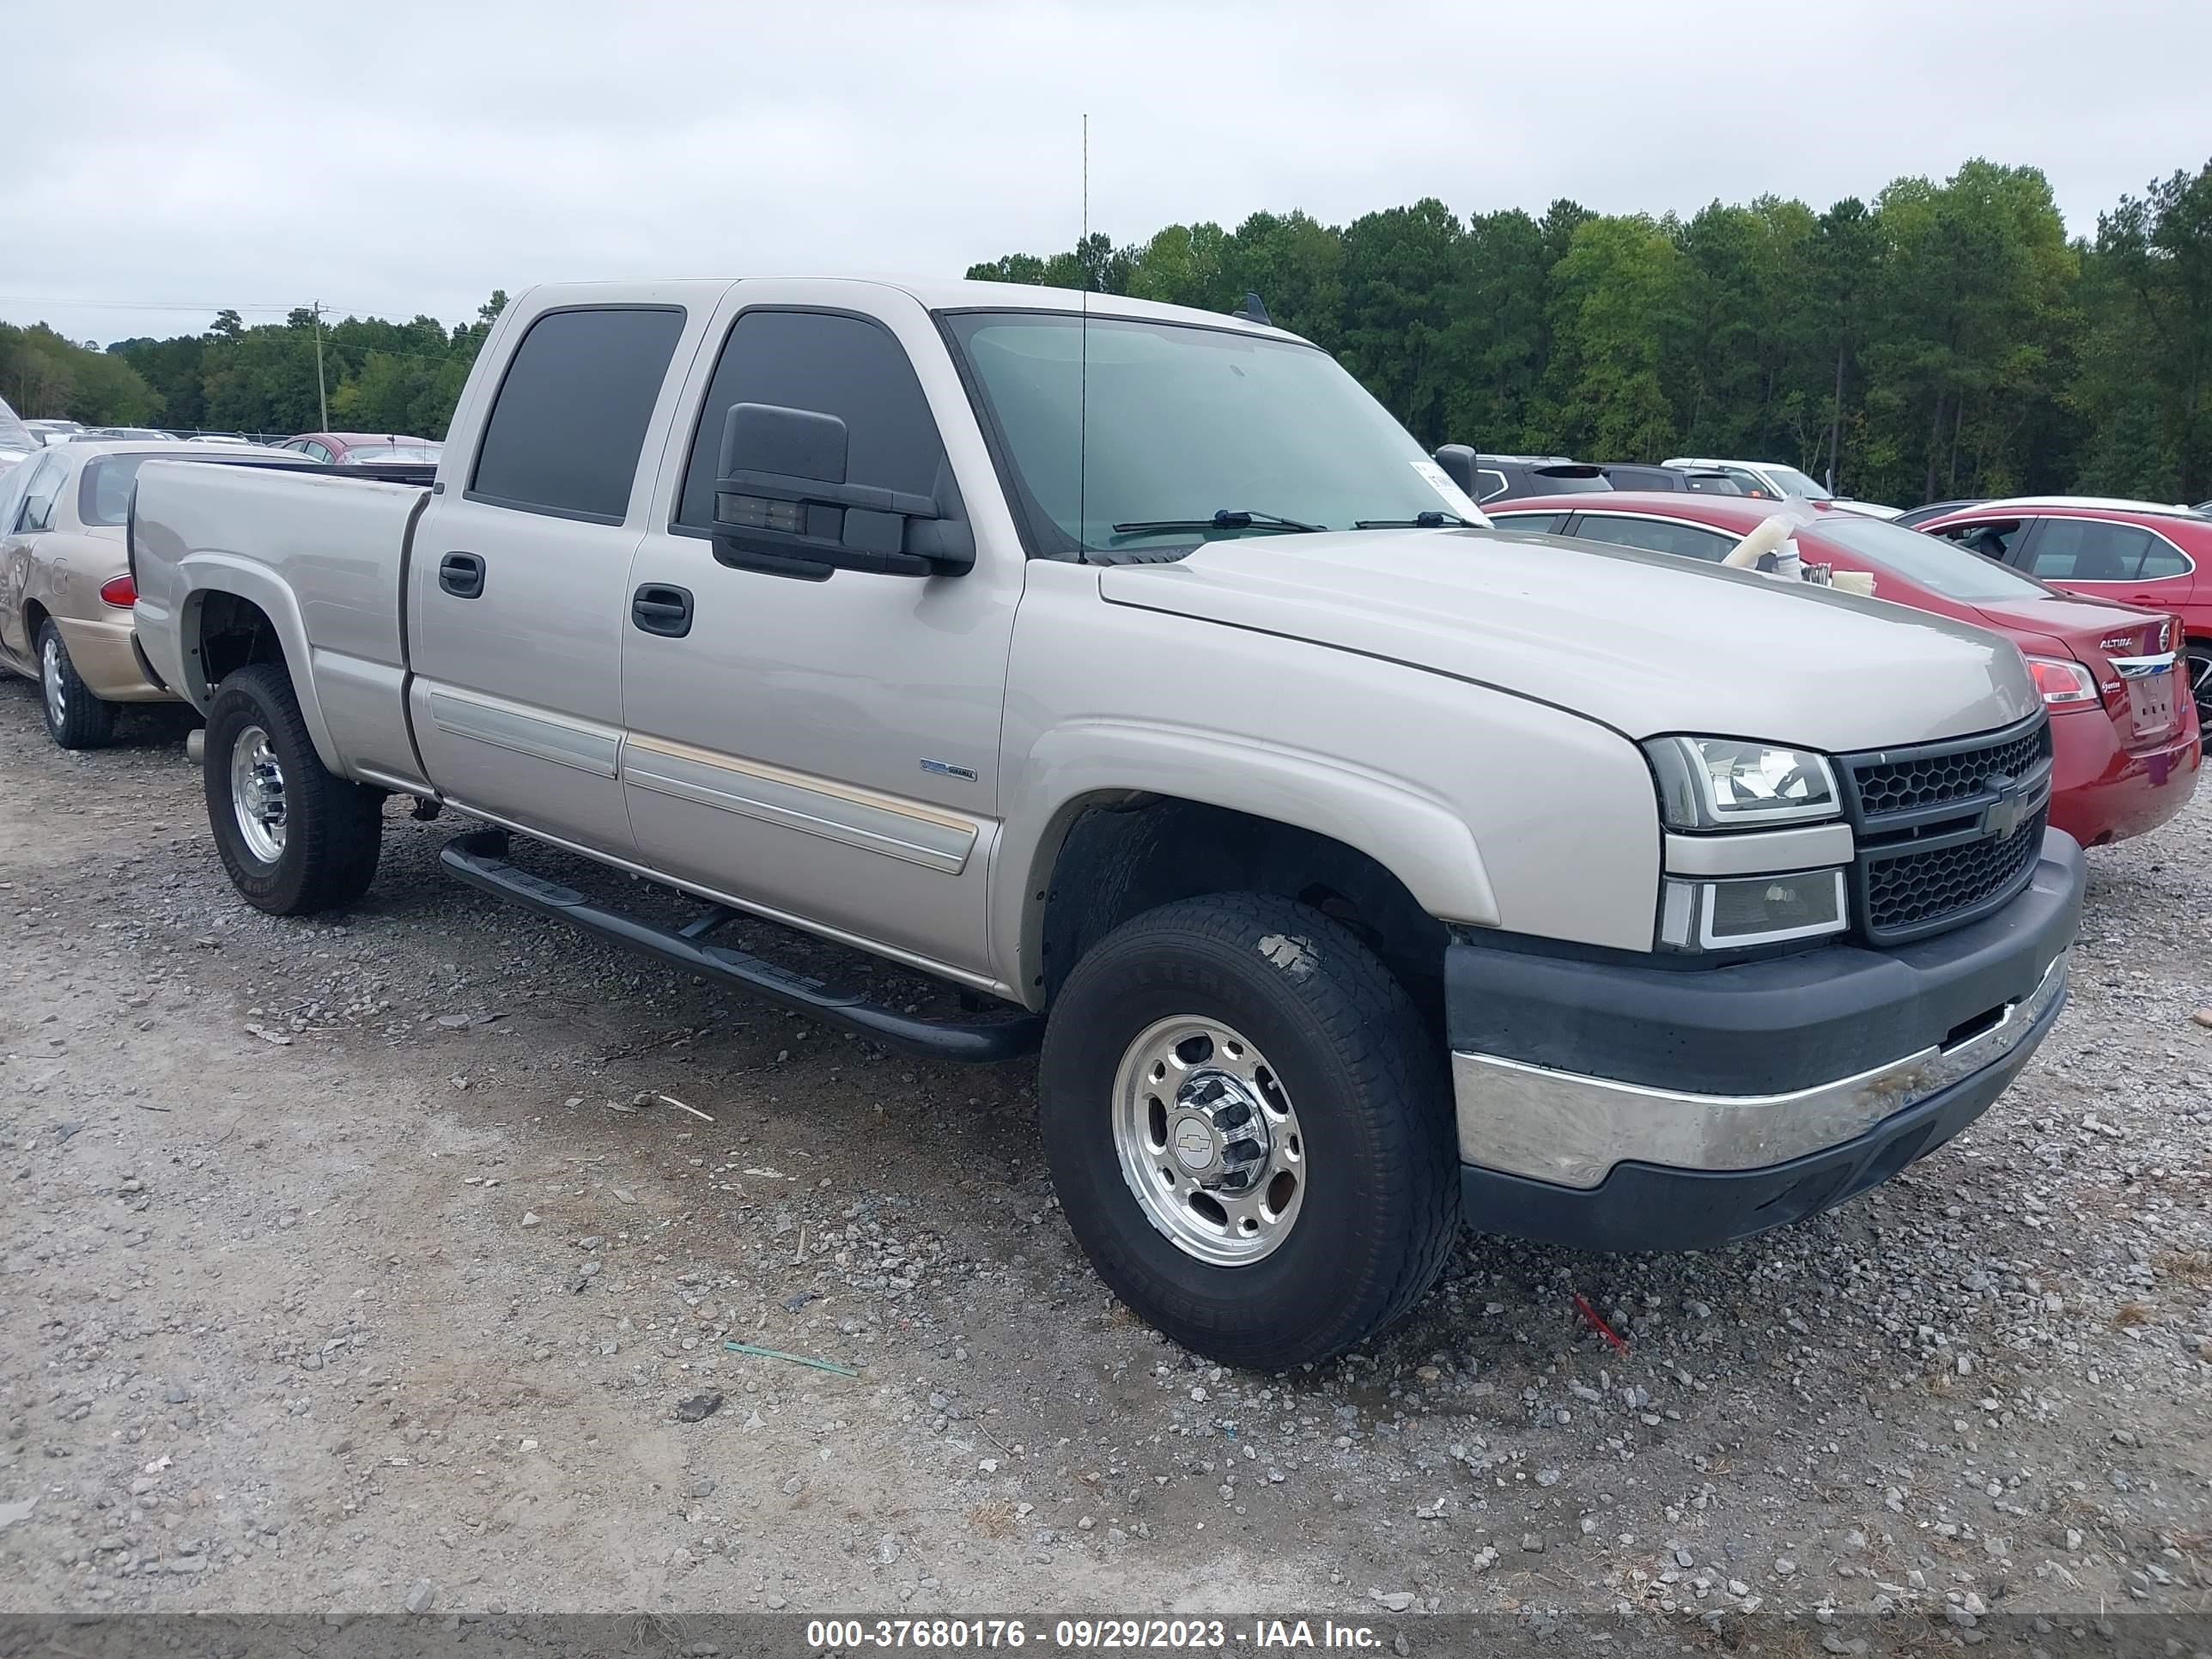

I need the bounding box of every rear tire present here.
[204,662,384,915]
[1038,893,1458,1370]
[38,621,118,750]
[2188,641,2212,728]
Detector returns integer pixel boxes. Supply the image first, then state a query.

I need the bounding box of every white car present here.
[1663,456,1903,519]
[0,396,33,478]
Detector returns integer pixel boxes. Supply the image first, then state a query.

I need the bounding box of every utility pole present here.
[311,301,328,431]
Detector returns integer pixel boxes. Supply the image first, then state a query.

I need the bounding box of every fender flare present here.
[991,719,1499,1000]
[178,556,346,775]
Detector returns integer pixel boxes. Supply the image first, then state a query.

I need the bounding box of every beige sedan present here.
[0,441,300,747]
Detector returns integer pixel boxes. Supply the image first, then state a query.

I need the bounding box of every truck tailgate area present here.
[132,461,431,787]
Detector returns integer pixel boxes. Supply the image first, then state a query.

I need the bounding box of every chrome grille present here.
[1838,714,2052,945]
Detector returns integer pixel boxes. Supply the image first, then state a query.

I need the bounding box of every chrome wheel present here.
[40,631,66,723]
[229,724,288,863]
[1112,1016,1305,1267]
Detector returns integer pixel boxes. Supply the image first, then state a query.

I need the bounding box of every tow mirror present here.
[713,402,973,581]
[1431,445,1480,498]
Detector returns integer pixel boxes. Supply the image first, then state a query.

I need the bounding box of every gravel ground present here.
[3,678,2211,1628]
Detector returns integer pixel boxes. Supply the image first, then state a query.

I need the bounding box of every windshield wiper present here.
[1111,508,1324,535]
[1352,510,1474,529]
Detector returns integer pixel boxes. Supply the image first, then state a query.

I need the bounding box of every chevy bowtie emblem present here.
[1982,774,2026,841]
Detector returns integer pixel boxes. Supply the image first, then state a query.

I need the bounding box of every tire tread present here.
[205,662,383,915]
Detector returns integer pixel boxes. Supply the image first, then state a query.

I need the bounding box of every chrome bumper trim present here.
[1451,950,2069,1190]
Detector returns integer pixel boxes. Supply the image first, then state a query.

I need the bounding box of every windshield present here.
[1814,513,2054,604]
[944,311,1486,555]
[1760,464,1832,501]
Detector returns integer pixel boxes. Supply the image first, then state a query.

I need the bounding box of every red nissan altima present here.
[1487,493,2201,848]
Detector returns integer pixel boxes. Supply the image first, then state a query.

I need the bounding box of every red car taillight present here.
[100,574,137,607]
[2026,655,2100,708]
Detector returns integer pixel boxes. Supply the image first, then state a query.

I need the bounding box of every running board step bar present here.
[439,829,1042,1063]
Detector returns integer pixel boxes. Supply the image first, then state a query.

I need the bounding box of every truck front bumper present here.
[1449,828,2084,1253]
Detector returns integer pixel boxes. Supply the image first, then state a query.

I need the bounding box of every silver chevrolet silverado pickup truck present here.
[130,277,2083,1368]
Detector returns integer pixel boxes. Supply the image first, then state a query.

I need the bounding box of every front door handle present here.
[439,551,485,599]
[631,583,693,638]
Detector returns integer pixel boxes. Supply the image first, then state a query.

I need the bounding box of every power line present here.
[0,295,452,321]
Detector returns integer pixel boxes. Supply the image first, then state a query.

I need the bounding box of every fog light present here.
[1660,869,1847,951]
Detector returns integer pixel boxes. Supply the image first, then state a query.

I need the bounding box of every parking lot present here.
[3,677,2210,1621]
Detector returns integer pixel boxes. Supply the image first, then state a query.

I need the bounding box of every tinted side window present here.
[2026,519,2154,581]
[1476,469,1510,502]
[1490,512,1570,535]
[470,306,685,523]
[1933,518,2027,562]
[677,309,948,555]
[2139,538,2192,579]
[1572,514,1735,562]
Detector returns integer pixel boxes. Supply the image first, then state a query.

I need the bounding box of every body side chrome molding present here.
[426,689,621,776]
[622,733,980,875]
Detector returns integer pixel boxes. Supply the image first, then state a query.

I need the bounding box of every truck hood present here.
[1097,526,2039,751]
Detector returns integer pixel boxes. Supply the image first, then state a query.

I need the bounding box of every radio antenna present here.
[1078,112,1090,562]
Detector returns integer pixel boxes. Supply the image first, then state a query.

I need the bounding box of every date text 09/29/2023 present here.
[802,1617,1383,1650]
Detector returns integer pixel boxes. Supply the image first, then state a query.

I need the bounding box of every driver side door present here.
[619,284,1023,984]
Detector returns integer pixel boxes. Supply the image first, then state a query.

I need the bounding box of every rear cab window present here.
[468,306,688,523]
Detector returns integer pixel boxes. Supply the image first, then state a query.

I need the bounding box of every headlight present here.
[1658,869,1848,951]
[1644,736,1840,830]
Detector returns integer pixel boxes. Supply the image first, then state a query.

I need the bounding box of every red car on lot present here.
[1907,497,2212,727]
[1489,493,2202,848]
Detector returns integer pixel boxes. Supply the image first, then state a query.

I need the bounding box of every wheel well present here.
[193,592,287,698]
[1038,796,1449,1030]
[22,599,49,642]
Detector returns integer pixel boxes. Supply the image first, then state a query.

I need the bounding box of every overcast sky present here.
[5,0,2209,347]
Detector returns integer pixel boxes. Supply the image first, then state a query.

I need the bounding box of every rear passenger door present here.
[407,290,715,854]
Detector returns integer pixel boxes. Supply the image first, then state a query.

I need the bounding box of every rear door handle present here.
[439,551,485,599]
[631,583,693,638]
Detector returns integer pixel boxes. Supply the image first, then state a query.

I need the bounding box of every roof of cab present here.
[508,276,1310,344]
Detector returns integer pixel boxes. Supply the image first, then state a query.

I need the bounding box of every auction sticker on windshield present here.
[1411,459,1491,524]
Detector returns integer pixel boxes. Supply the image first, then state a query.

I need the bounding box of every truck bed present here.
[131,459,434,787]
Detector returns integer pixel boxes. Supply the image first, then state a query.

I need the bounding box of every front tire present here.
[38,621,118,750]
[205,662,384,915]
[1039,894,1458,1370]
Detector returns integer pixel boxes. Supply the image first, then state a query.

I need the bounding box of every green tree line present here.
[970,157,2212,506]
[9,155,2208,505]
[0,292,508,440]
